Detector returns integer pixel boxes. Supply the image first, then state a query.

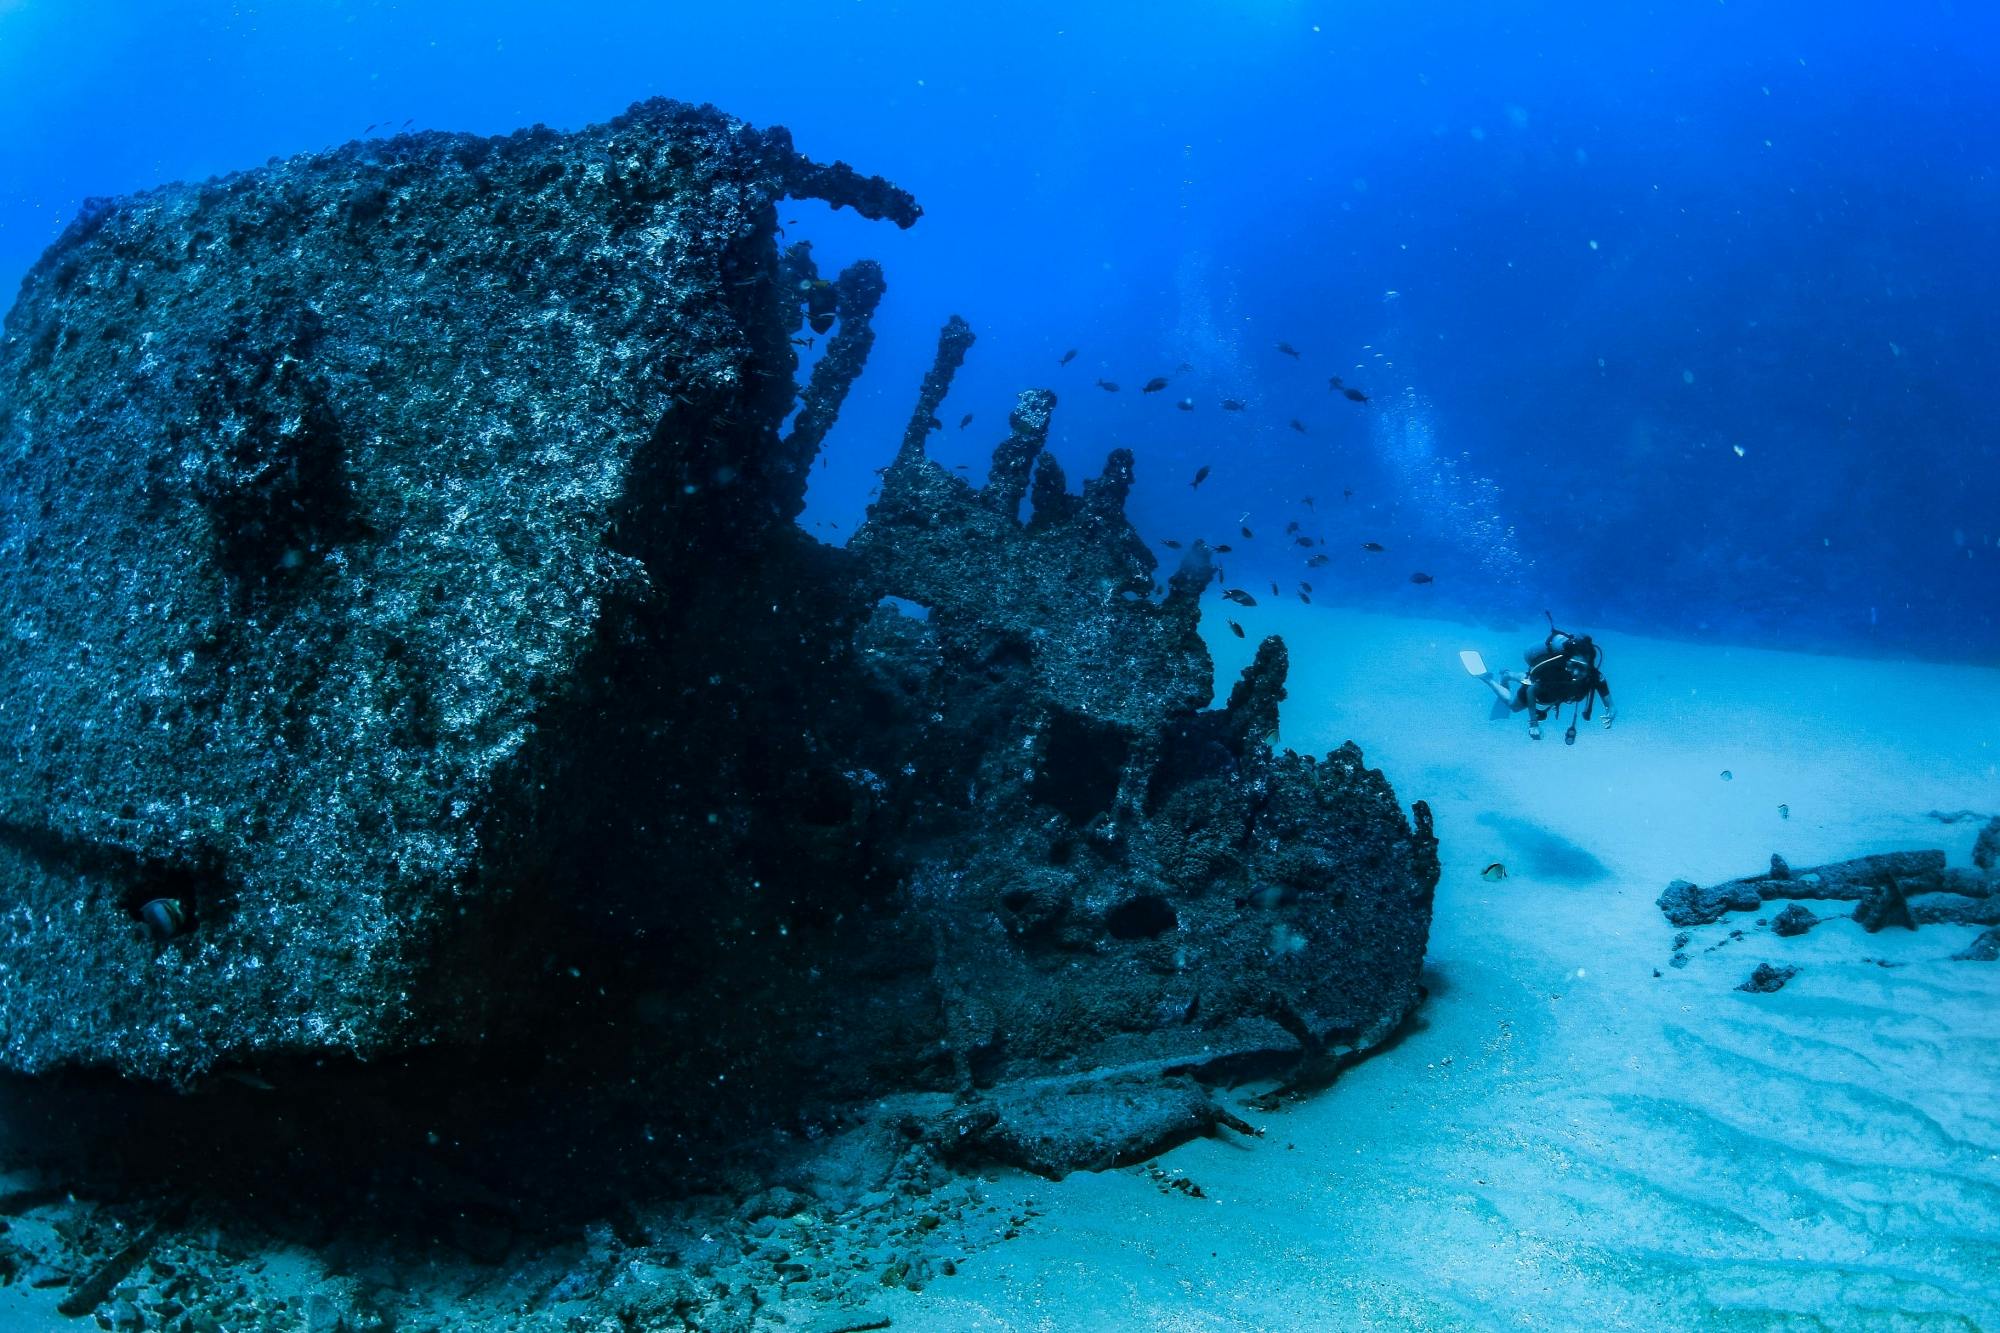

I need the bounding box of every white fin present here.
[1459,649,1488,677]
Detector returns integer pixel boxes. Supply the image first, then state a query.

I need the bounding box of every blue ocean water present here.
[3,0,1994,661]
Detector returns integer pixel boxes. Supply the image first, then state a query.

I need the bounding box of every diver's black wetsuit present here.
[1520,631,1613,743]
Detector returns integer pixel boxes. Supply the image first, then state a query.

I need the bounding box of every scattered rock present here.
[53,1209,179,1318]
[736,1186,811,1223]
[1943,867,1995,898]
[1910,894,2000,928]
[1974,817,2000,871]
[1854,881,1917,933]
[1953,928,2000,962]
[1659,851,1947,927]
[1658,879,1759,928]
[302,1286,354,1333]
[1770,904,1818,938]
[922,1071,1258,1178]
[1141,1161,1207,1198]
[1737,963,1798,993]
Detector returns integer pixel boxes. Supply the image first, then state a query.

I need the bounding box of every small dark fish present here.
[786,218,799,225]
[1340,386,1369,403]
[139,897,189,942]
[1190,466,1211,488]
[1299,591,1311,604]
[1302,495,1315,511]
[1361,542,1384,552]
[1176,398,1195,411]
[1142,376,1170,393]
[401,117,414,128]
[1289,419,1307,434]
[1482,863,1508,882]
[1162,539,1183,549]
[1176,361,1195,372]
[1223,589,1258,607]
[1214,567,1225,583]
[1306,554,1330,568]
[1241,525,1254,539]
[1269,581,1280,596]
[1286,521,1301,534]
[953,463,970,470]
[959,413,973,429]
[365,122,378,133]
[1277,341,1301,359]
[928,416,944,432]
[790,336,816,349]
[1096,378,1120,392]
[1409,572,1433,584]
[1061,348,1078,366]
[1228,620,1245,638]
[217,1068,277,1092]
[1294,535,1313,547]
[1214,544,1233,553]
[1299,582,1313,593]
[1342,488,1355,500]
[1221,399,1246,411]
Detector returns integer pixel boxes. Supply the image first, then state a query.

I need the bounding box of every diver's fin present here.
[1489,697,1514,721]
[1459,650,1488,677]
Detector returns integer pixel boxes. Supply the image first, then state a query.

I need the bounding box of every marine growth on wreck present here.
[0,98,1438,1330]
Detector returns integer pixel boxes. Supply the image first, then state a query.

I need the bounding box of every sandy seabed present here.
[876,606,2000,1331]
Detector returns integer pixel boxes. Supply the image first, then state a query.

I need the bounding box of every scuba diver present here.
[1461,614,1615,745]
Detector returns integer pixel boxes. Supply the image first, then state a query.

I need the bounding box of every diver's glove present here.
[1602,704,1616,731]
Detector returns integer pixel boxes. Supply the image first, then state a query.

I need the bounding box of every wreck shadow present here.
[1475,812,1612,883]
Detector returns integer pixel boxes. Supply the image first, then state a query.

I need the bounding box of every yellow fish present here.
[1481,863,1508,882]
